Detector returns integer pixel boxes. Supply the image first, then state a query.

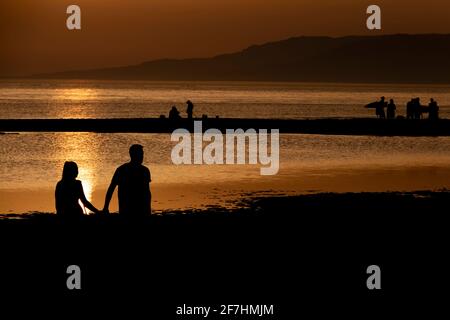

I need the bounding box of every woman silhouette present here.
[55,161,99,217]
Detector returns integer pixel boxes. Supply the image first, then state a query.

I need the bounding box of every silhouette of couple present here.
[55,144,151,218]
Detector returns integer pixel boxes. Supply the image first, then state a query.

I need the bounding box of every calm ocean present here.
[1,80,450,213]
[1,79,450,119]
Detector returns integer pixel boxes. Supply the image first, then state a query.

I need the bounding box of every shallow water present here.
[1,80,450,119]
[1,132,450,213]
[2,80,450,213]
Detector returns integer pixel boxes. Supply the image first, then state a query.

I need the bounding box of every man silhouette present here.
[103,144,151,216]
[186,100,194,119]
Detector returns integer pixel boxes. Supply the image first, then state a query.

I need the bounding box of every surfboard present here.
[365,101,380,109]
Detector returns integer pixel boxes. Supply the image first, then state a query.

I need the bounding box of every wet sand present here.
[2,166,450,215]
[2,186,449,304]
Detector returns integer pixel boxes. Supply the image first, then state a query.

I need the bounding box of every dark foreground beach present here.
[0,191,448,315]
[1,190,449,220]
[2,117,450,136]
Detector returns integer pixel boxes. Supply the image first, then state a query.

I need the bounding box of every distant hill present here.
[34,34,450,83]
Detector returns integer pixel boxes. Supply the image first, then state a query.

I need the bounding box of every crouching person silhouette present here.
[103,144,152,217]
[55,161,100,217]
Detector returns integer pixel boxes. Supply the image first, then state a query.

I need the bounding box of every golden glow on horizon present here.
[53,88,98,101]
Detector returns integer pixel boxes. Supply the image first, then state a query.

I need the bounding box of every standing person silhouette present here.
[428,98,439,120]
[387,99,396,119]
[55,161,100,217]
[406,98,414,119]
[103,144,151,217]
[376,96,386,119]
[413,98,422,119]
[186,100,194,120]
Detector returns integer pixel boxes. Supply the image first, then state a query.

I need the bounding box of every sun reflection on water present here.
[52,88,98,101]
[52,133,99,213]
[77,166,94,202]
[50,88,100,119]
[51,88,100,210]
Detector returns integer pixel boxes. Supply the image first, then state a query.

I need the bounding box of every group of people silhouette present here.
[406,97,440,120]
[371,96,439,120]
[169,100,194,120]
[55,144,151,218]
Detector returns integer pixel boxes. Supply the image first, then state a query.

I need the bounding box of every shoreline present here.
[1,190,449,220]
[1,117,450,136]
[3,165,450,215]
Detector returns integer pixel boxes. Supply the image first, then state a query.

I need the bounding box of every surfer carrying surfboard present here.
[365,96,386,119]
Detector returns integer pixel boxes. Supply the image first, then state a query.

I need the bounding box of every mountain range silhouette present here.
[35,34,450,83]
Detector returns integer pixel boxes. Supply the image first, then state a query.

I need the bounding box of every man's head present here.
[129,144,144,164]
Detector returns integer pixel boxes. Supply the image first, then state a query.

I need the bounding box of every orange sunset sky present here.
[1,0,450,76]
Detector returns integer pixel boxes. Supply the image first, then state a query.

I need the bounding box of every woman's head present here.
[62,161,78,180]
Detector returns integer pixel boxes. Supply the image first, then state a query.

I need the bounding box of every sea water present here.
[1,80,450,213]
